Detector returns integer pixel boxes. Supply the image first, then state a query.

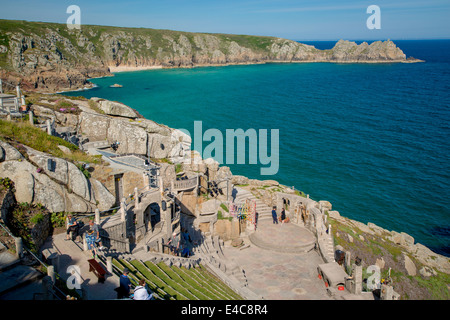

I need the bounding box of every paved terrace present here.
[223,218,331,300]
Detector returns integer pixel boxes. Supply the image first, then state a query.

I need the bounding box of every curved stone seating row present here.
[107,255,242,300]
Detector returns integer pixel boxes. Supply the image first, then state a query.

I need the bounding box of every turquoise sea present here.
[63,40,450,257]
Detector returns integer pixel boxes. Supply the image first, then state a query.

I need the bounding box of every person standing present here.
[281,208,286,225]
[85,229,97,258]
[118,268,132,299]
[271,206,278,224]
[89,219,104,250]
[167,232,180,256]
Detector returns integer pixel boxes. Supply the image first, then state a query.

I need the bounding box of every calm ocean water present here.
[64,40,450,257]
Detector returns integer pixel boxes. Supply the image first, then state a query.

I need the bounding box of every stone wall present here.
[0,188,16,222]
[30,212,51,250]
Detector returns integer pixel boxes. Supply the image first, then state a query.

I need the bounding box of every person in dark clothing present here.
[271,206,278,224]
[118,268,132,299]
[66,214,79,241]
[281,208,286,224]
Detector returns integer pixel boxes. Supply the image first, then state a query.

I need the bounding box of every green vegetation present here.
[220,203,229,213]
[106,257,242,300]
[87,99,105,114]
[175,163,183,174]
[50,212,67,228]
[328,215,450,300]
[217,210,232,221]
[0,119,102,165]
[0,18,282,72]
[7,202,48,252]
[0,177,15,191]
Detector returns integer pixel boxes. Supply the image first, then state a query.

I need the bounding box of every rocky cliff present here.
[0,19,420,92]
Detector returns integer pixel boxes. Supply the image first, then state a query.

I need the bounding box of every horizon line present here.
[1,18,449,43]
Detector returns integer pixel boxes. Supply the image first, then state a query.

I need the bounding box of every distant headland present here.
[0,19,423,93]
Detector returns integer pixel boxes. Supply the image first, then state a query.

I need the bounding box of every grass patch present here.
[0,119,102,164]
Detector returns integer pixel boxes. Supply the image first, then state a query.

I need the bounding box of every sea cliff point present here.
[0,19,422,93]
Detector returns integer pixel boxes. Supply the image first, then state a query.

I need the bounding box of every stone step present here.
[0,250,20,272]
[0,265,43,296]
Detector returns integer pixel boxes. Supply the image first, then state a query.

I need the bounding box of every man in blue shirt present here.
[118,268,132,299]
[272,206,278,224]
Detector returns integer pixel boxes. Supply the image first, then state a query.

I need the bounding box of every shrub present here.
[0,177,15,190]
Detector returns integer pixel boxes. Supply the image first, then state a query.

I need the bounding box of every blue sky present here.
[0,0,449,40]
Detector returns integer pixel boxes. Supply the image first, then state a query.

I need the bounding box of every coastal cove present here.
[62,40,450,257]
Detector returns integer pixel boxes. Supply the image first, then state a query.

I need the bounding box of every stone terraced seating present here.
[104,255,242,300]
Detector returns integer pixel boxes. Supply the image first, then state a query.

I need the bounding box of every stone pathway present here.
[40,233,119,300]
[223,219,332,300]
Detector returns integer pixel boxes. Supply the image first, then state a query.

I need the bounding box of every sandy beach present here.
[108,65,163,72]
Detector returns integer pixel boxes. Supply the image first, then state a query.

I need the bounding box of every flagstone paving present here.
[223,219,332,300]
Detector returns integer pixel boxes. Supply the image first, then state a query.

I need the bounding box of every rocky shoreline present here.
[0,19,423,93]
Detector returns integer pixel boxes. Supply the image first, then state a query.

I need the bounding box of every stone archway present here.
[145,202,161,232]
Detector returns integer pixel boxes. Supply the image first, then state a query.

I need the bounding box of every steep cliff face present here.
[0,20,419,92]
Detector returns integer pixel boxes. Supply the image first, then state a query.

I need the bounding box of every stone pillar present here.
[345,251,352,271]
[29,110,34,125]
[381,284,394,300]
[231,218,240,240]
[352,264,363,295]
[120,197,126,222]
[163,201,172,238]
[106,256,113,274]
[95,209,100,225]
[134,187,139,209]
[46,119,52,135]
[15,237,23,258]
[83,235,88,251]
[47,265,56,284]
[159,177,164,192]
[6,105,11,121]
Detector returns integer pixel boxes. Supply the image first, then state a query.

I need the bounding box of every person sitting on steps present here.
[66,213,80,241]
[133,279,153,300]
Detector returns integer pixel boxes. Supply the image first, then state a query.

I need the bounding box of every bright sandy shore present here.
[108,65,163,72]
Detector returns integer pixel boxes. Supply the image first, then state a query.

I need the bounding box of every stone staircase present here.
[191,234,262,299]
[233,187,273,220]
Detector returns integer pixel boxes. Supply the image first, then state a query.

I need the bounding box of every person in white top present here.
[133,279,153,300]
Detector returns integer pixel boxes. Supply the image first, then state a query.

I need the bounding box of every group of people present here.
[166,227,194,258]
[65,214,104,259]
[66,214,199,300]
[271,206,288,225]
[118,268,154,300]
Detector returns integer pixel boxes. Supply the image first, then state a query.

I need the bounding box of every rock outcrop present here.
[0,20,421,92]
[0,140,115,213]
